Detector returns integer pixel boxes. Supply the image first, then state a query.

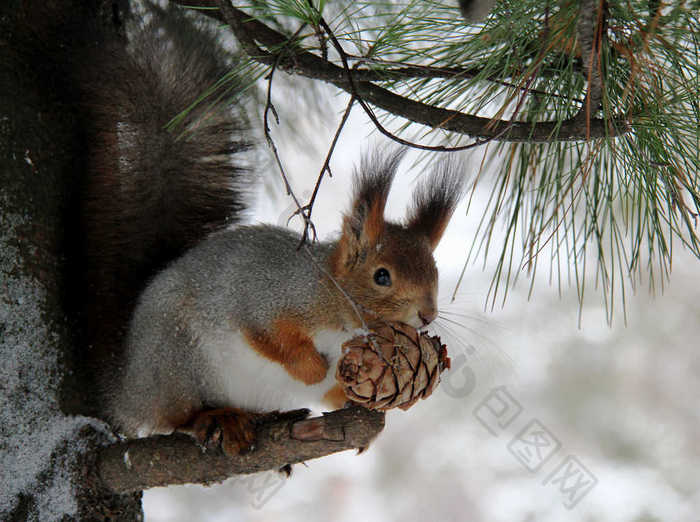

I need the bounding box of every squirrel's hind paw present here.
[178,408,259,456]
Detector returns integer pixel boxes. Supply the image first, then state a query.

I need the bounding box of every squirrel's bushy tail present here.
[78,4,252,412]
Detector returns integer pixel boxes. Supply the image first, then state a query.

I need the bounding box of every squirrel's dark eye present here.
[373,267,392,287]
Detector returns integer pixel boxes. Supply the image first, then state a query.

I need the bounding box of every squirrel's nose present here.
[418,308,437,326]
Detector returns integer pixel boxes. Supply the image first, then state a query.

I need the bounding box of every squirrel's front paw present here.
[286,350,329,385]
[179,408,259,456]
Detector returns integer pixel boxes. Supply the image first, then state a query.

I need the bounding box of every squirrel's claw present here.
[178,408,259,456]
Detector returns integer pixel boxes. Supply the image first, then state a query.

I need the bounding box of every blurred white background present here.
[145,89,700,522]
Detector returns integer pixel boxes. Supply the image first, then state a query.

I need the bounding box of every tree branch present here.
[213,1,630,142]
[179,1,585,89]
[95,406,385,494]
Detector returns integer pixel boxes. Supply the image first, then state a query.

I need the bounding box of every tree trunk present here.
[0,1,143,519]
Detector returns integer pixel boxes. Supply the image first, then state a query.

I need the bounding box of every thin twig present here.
[262,23,318,242]
[574,0,606,137]
[292,95,356,246]
[311,17,328,61]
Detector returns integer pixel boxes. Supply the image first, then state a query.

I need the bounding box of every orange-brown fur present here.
[323,384,348,410]
[243,320,329,385]
[329,221,440,328]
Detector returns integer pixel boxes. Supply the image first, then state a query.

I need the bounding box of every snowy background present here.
[144,89,700,521]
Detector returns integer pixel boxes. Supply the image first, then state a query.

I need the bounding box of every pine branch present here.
[212,0,630,142]
[172,1,582,90]
[94,406,384,494]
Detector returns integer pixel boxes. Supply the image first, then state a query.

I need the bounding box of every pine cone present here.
[336,322,450,411]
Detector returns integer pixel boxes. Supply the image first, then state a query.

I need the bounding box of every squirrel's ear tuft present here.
[336,150,405,267]
[406,156,466,250]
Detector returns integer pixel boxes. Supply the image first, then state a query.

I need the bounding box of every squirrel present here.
[79,3,465,455]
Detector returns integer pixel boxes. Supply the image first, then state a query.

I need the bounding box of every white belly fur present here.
[200,327,358,413]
